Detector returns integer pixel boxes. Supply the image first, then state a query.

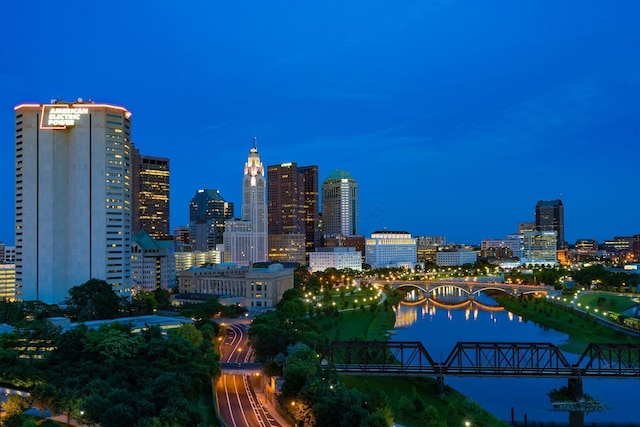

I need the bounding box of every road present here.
[216,322,283,427]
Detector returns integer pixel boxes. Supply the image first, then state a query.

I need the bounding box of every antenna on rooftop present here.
[253,136,257,149]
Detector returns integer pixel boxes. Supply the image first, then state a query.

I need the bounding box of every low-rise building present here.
[481,238,522,259]
[436,250,477,266]
[309,247,362,272]
[175,250,222,272]
[177,263,294,313]
[0,264,16,300]
[365,230,417,269]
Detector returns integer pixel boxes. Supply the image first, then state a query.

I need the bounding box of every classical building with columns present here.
[177,263,293,312]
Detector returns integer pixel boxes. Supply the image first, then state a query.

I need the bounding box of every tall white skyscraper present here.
[14,100,133,303]
[224,140,268,266]
[321,170,358,237]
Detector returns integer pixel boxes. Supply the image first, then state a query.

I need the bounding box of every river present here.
[391,288,638,425]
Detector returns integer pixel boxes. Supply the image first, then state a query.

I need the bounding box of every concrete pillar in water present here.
[568,377,583,400]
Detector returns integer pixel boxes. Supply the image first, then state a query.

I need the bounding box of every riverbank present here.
[324,291,509,427]
[493,293,640,354]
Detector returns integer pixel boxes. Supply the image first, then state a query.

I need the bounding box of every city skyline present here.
[2,1,640,246]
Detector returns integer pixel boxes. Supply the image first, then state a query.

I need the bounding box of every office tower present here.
[189,189,234,251]
[224,140,268,266]
[267,163,319,261]
[15,100,133,303]
[132,149,170,239]
[521,230,558,266]
[535,199,565,250]
[321,170,358,237]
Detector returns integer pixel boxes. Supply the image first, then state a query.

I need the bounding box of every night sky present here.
[2,1,639,246]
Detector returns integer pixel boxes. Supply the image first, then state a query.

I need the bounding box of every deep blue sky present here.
[2,1,639,246]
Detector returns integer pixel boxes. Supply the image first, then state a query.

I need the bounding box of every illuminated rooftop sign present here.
[40,105,89,130]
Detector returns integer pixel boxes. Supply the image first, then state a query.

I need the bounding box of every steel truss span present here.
[321,341,640,379]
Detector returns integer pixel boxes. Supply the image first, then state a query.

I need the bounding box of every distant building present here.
[224,141,268,266]
[15,100,133,303]
[321,170,358,237]
[365,231,417,269]
[535,199,565,250]
[267,163,319,260]
[132,150,170,239]
[177,263,294,312]
[603,236,632,251]
[481,238,521,259]
[173,226,191,251]
[518,222,536,234]
[3,246,15,264]
[415,236,445,264]
[436,250,477,266]
[174,250,222,272]
[0,264,16,301]
[189,189,233,251]
[267,234,306,263]
[521,231,557,266]
[323,234,366,262]
[574,239,598,257]
[131,230,176,291]
[309,247,362,272]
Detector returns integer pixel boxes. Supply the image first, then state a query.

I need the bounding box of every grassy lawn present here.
[495,294,640,354]
[318,305,396,341]
[305,285,384,311]
[576,292,638,315]
[340,375,509,427]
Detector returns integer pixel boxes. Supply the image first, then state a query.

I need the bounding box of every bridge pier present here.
[435,375,446,397]
[567,377,583,401]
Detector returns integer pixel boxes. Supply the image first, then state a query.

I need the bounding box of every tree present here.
[52,390,81,426]
[66,278,123,320]
[29,383,57,419]
[170,323,203,348]
[2,394,28,417]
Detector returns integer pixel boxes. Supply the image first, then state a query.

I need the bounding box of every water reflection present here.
[391,289,637,425]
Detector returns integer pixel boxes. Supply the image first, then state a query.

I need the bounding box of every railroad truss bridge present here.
[321,341,640,399]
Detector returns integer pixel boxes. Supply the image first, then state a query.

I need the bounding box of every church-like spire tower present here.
[224,139,268,266]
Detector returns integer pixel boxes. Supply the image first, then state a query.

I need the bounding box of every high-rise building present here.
[189,189,233,251]
[224,141,268,266]
[132,149,170,239]
[267,162,319,261]
[321,170,358,237]
[535,199,565,249]
[15,100,133,303]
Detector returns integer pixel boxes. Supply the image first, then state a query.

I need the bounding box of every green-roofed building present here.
[131,230,176,292]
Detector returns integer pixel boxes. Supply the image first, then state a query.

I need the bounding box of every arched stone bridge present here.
[373,279,552,298]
